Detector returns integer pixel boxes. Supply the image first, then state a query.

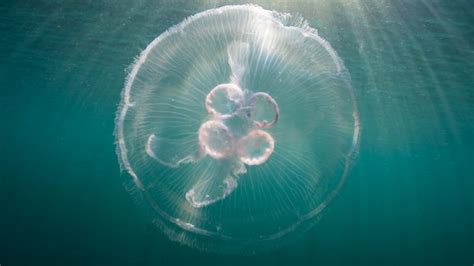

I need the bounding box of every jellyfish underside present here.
[116,4,360,252]
[147,54,280,208]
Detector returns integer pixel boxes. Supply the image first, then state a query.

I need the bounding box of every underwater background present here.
[1,0,473,265]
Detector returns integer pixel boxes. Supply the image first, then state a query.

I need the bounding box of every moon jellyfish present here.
[115,5,360,253]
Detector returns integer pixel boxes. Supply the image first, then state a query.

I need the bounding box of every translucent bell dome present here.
[115,4,360,253]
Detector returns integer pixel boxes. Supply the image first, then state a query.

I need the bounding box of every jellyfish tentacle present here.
[185,158,245,208]
[185,176,237,208]
[146,134,201,167]
[227,42,250,85]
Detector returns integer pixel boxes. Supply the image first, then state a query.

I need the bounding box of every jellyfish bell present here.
[247,92,279,129]
[115,4,360,253]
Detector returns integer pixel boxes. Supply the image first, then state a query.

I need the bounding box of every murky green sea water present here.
[1,0,473,265]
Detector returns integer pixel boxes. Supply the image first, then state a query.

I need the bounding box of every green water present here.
[1,0,473,265]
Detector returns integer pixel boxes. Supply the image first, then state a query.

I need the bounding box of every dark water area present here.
[1,0,473,265]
